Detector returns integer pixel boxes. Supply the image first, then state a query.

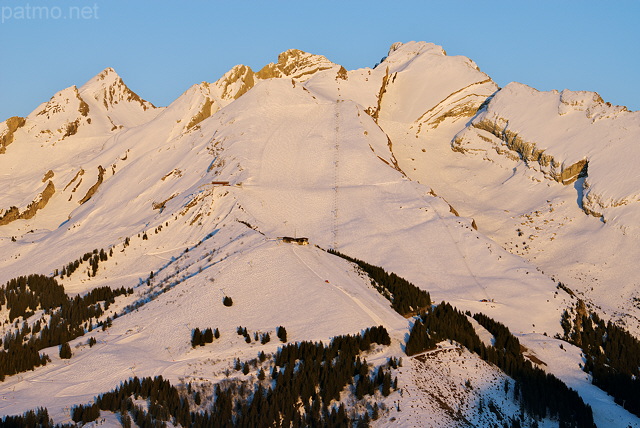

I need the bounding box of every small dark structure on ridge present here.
[279,237,309,245]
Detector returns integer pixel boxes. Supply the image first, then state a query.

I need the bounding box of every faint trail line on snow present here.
[100,127,121,152]
[332,99,340,250]
[291,246,385,326]
[414,190,492,302]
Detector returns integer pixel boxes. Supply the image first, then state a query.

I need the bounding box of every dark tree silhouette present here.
[59,342,72,359]
[276,326,287,342]
[328,249,431,315]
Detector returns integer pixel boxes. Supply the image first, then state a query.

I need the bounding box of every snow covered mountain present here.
[0,41,638,427]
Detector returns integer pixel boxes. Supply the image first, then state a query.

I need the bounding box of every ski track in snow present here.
[291,245,386,327]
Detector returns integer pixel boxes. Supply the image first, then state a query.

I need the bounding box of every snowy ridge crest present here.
[453,81,640,230]
[256,48,338,80]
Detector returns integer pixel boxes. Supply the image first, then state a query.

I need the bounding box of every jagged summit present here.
[0,68,162,151]
[256,48,338,80]
[32,85,87,120]
[387,41,446,57]
[87,66,119,82]
[382,41,484,75]
[215,64,256,101]
[0,84,95,148]
[156,50,338,135]
[79,67,156,112]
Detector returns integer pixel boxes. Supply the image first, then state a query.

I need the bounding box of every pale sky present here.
[1,0,639,121]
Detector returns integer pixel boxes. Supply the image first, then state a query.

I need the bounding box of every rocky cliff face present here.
[255,49,337,80]
[216,64,256,101]
[0,180,55,225]
[452,82,640,227]
[376,41,498,127]
[0,116,26,153]
[454,116,588,185]
[166,50,339,135]
[79,67,155,112]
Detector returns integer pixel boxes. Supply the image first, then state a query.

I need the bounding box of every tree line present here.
[191,327,219,347]
[328,249,431,316]
[57,248,111,279]
[68,326,395,427]
[406,302,595,427]
[0,274,67,322]
[0,407,59,428]
[72,375,190,426]
[560,299,640,417]
[0,274,132,380]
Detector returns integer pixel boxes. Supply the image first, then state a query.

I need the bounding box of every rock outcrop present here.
[255,49,337,81]
[0,181,55,225]
[0,116,26,153]
[452,82,640,226]
[83,67,155,111]
[456,117,588,185]
[79,166,106,204]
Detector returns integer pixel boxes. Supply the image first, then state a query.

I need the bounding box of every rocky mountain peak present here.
[256,48,337,81]
[34,85,87,120]
[215,64,256,100]
[79,67,156,111]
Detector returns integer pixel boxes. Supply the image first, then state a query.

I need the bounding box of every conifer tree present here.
[191,328,202,348]
[277,326,287,342]
[382,371,391,396]
[59,342,72,359]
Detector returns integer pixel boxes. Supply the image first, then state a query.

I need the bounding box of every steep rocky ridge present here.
[255,48,338,80]
[166,49,340,136]
[377,42,498,126]
[0,180,55,225]
[0,68,162,235]
[0,116,26,153]
[376,52,640,337]
[452,82,640,230]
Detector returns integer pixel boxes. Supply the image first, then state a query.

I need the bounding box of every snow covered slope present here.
[375,46,640,336]
[454,82,640,230]
[0,41,638,427]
